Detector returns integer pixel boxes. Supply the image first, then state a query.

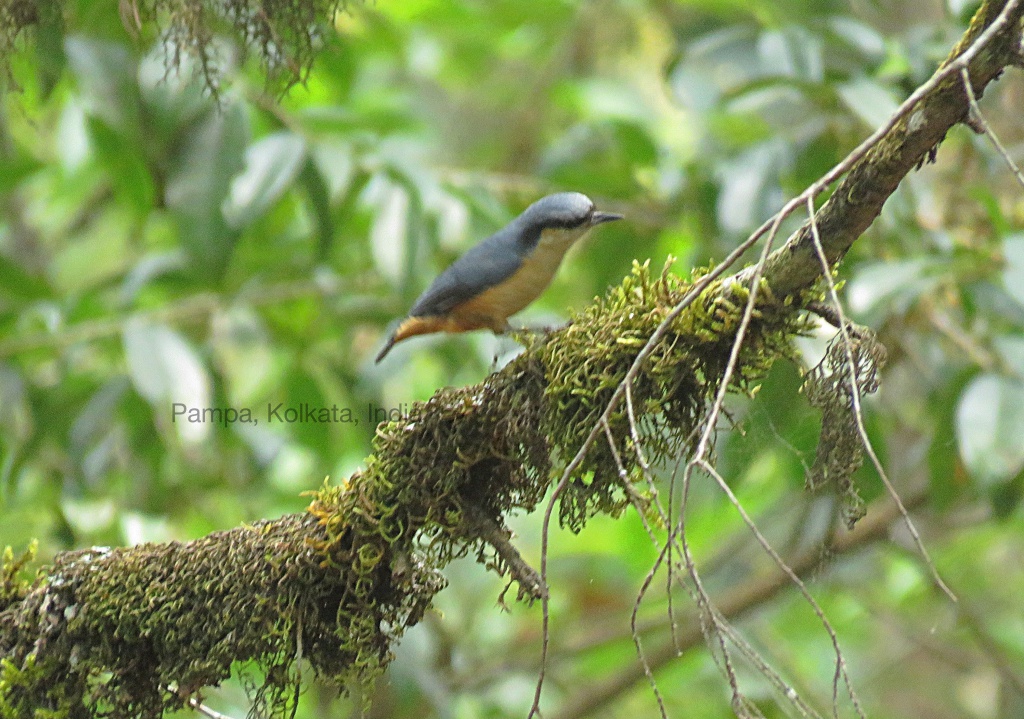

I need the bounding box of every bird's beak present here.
[590,211,624,226]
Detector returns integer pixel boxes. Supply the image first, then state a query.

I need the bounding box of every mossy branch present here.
[1,2,1022,718]
[751,0,1024,297]
[0,262,815,718]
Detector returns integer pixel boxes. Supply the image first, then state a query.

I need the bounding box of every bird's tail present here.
[375,332,398,363]
[375,316,452,363]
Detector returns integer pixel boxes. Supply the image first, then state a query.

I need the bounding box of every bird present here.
[375,192,622,363]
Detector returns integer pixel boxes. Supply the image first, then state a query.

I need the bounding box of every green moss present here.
[0,543,36,615]
[0,515,409,718]
[342,257,819,546]
[0,653,77,719]
[539,259,817,529]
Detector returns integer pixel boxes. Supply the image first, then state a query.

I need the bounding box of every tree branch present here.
[752,0,1024,297]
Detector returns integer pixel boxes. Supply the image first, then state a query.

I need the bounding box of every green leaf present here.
[846,258,941,318]
[165,103,249,279]
[138,50,209,139]
[64,37,142,141]
[299,158,336,261]
[122,319,211,441]
[69,377,130,482]
[956,373,1024,488]
[0,152,43,194]
[995,336,1024,370]
[223,132,307,229]
[837,77,901,129]
[715,143,785,233]
[827,17,885,60]
[670,26,759,111]
[757,26,823,82]
[119,250,187,304]
[87,117,155,214]
[280,367,331,449]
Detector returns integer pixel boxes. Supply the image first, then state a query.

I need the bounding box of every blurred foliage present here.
[0,0,353,94]
[1,0,1024,717]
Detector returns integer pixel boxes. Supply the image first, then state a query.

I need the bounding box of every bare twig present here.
[750,0,1024,296]
[527,231,770,717]
[715,617,824,719]
[0,279,389,359]
[535,1,1024,712]
[696,459,866,719]
[624,383,685,656]
[804,195,958,604]
[600,420,670,719]
[533,2,1024,713]
[922,302,1002,372]
[167,685,239,719]
[952,601,1024,696]
[960,66,1024,189]
[553,492,928,719]
[463,503,547,602]
[670,203,791,712]
[187,697,237,719]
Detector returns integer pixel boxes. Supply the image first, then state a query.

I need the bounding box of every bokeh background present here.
[2,0,1024,717]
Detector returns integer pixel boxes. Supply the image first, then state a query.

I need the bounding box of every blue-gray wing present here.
[408,228,524,317]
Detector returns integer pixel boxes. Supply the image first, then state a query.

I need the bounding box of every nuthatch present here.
[375,192,622,363]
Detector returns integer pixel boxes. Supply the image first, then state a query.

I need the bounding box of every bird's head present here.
[516,192,623,250]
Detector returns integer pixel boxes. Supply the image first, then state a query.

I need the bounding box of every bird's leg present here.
[490,320,567,367]
[489,321,522,368]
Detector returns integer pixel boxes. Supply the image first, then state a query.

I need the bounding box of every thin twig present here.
[804,194,958,604]
[715,615,824,719]
[0,279,387,359]
[552,491,928,719]
[960,66,1024,189]
[527,237,763,718]
[696,459,866,719]
[668,196,793,712]
[463,503,547,602]
[922,302,1002,372]
[600,419,670,719]
[187,697,237,719]
[165,682,240,719]
[674,463,748,707]
[624,383,683,655]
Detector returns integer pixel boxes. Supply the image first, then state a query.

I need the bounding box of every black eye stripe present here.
[548,219,582,229]
[545,212,590,230]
